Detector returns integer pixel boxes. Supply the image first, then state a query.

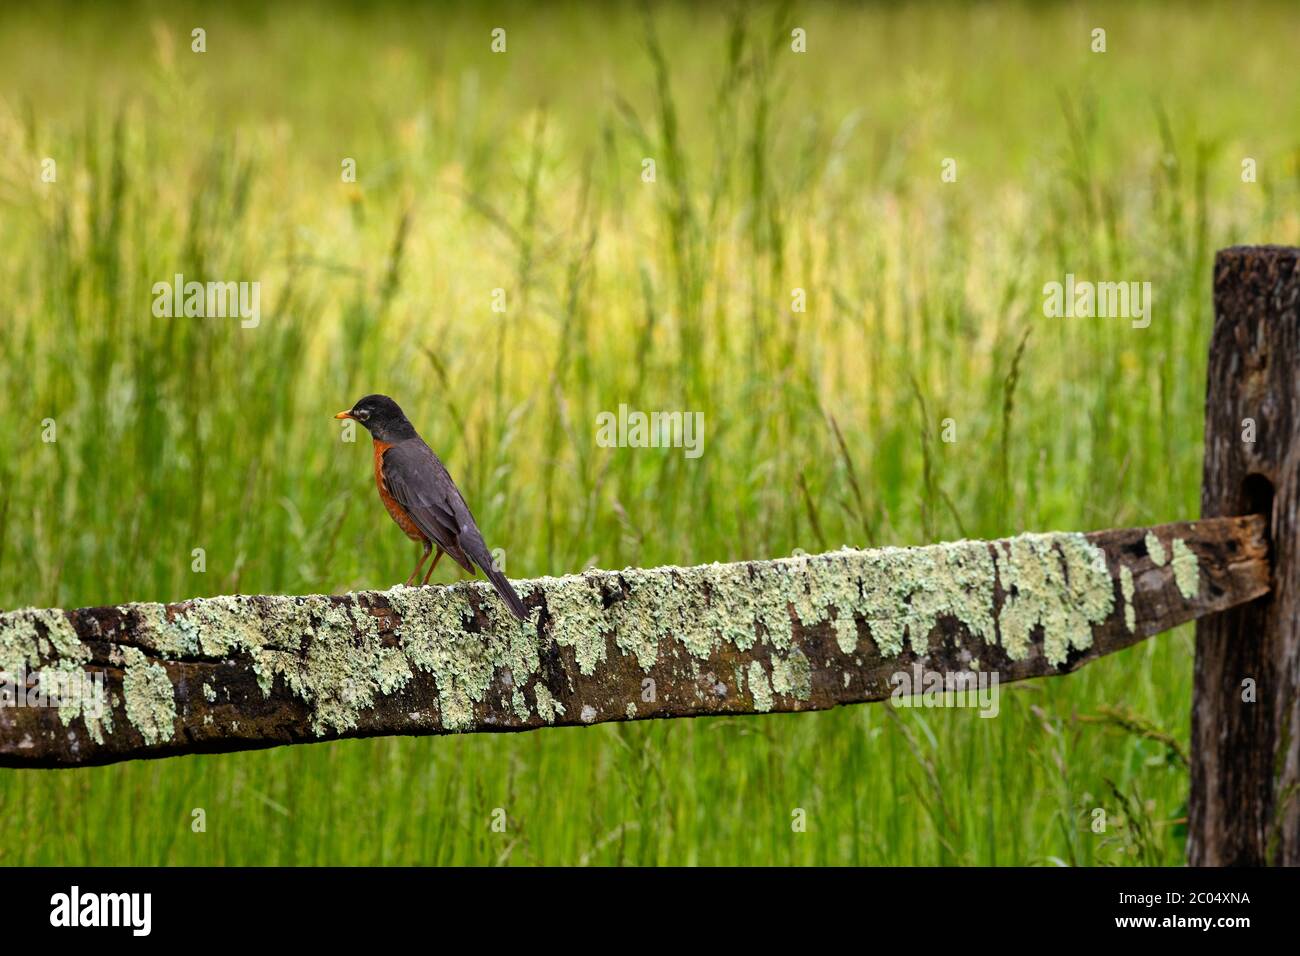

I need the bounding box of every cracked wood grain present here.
[1190,245,1300,866]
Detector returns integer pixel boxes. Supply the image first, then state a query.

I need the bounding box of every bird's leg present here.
[406,541,432,587]
[421,547,444,586]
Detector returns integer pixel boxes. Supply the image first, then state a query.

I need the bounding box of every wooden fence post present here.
[1190,245,1300,865]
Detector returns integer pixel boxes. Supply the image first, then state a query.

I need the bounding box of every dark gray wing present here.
[380,440,475,573]
[381,439,528,619]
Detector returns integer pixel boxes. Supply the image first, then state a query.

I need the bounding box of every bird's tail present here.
[485,564,528,621]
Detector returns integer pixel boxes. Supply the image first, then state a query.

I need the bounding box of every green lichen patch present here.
[132,595,270,658]
[553,539,1003,680]
[251,596,407,734]
[543,574,612,674]
[1145,532,1167,567]
[770,648,813,702]
[1120,566,1137,633]
[0,609,110,746]
[996,533,1114,665]
[747,660,773,712]
[121,647,177,745]
[389,583,541,732]
[0,608,88,675]
[511,687,530,721]
[1171,539,1199,599]
[38,660,113,745]
[534,683,562,723]
[859,542,998,656]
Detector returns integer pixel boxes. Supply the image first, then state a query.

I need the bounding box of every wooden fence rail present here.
[0,516,1269,770]
[0,246,1296,866]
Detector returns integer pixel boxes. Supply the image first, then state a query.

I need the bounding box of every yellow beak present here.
[334,410,354,420]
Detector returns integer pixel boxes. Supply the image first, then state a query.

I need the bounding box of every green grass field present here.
[1,0,1297,865]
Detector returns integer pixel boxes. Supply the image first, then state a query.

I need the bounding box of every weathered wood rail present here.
[0,516,1271,768]
[0,245,1296,866]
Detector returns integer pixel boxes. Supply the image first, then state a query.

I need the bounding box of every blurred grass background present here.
[0,0,1297,865]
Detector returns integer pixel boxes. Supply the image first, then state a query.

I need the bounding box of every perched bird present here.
[335,394,527,620]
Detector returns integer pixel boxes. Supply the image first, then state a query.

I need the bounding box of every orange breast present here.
[374,440,427,542]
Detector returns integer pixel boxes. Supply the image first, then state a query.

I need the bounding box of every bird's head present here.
[335,394,416,441]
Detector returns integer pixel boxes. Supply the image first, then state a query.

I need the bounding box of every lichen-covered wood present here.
[0,515,1269,768]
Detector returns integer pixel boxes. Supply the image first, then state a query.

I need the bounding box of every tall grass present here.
[0,0,1297,864]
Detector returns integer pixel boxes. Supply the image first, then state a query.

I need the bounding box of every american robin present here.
[335,394,528,620]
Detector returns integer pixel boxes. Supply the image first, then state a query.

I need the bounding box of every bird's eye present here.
[355,408,370,421]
